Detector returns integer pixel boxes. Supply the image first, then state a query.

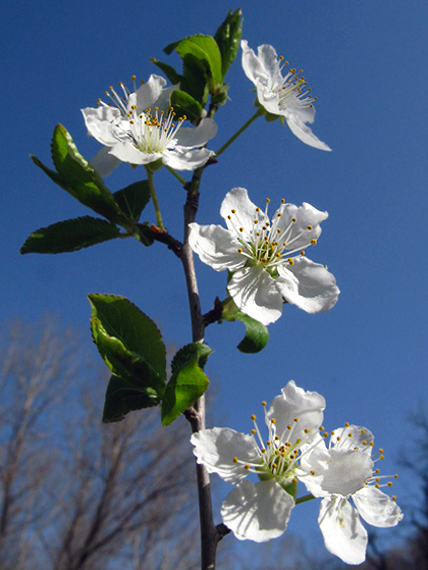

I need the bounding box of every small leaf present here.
[102,375,160,423]
[175,35,223,87]
[49,125,121,221]
[161,360,209,426]
[214,9,243,78]
[171,343,213,375]
[170,90,203,122]
[113,181,151,222]
[88,295,166,393]
[135,223,154,246]
[150,57,182,85]
[222,299,269,353]
[20,216,120,254]
[181,53,210,107]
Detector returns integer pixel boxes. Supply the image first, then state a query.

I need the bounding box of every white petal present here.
[277,257,339,313]
[109,141,162,165]
[353,486,403,528]
[318,449,374,497]
[162,147,215,170]
[135,74,167,110]
[267,381,325,444]
[318,497,368,565]
[241,40,270,86]
[221,479,294,542]
[220,187,265,239]
[188,223,246,272]
[153,84,179,113]
[190,427,258,484]
[331,425,374,454]
[256,83,282,115]
[90,146,122,177]
[299,436,331,498]
[174,118,218,148]
[227,267,283,325]
[275,202,328,250]
[81,107,121,147]
[286,113,331,151]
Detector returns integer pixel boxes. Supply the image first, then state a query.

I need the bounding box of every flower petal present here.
[221,479,294,542]
[162,147,215,170]
[285,114,331,151]
[274,202,328,250]
[109,141,162,165]
[267,380,325,444]
[174,118,218,148]
[190,427,258,484]
[353,486,403,528]
[318,496,368,565]
[188,223,246,272]
[220,187,265,239]
[241,40,271,86]
[135,74,167,110]
[81,107,122,147]
[90,146,122,177]
[277,257,339,313]
[318,449,374,497]
[330,425,374,454]
[227,266,283,325]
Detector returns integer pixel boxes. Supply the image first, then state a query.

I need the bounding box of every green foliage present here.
[214,8,243,78]
[112,181,151,223]
[20,216,120,254]
[31,125,122,222]
[89,295,167,415]
[170,90,203,122]
[161,343,212,426]
[221,299,270,353]
[102,375,160,423]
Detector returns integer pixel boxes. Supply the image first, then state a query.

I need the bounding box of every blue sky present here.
[3,0,428,561]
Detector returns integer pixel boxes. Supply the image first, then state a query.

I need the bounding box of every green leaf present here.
[170,90,203,122]
[161,360,209,426]
[214,8,243,78]
[88,295,166,394]
[171,343,213,375]
[222,299,269,353]
[20,216,120,254]
[150,57,182,85]
[181,53,210,107]
[175,35,222,87]
[47,125,121,222]
[112,181,151,223]
[135,223,155,246]
[102,375,160,423]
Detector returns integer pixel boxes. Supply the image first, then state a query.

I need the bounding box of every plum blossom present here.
[81,74,217,177]
[241,40,331,151]
[188,187,339,325]
[300,424,403,565]
[191,381,326,542]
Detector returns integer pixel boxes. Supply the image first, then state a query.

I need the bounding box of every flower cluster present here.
[189,187,339,325]
[191,381,403,564]
[82,74,217,176]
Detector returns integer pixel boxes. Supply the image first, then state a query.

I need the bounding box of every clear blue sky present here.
[3,0,428,560]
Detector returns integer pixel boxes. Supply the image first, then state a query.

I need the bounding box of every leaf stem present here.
[295,493,316,505]
[214,107,263,158]
[146,167,164,230]
[165,165,188,186]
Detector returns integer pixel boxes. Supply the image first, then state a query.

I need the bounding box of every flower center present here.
[227,198,317,274]
[272,57,318,111]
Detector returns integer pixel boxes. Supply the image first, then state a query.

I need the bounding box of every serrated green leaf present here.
[214,8,243,78]
[161,360,209,426]
[171,343,213,375]
[170,90,203,122]
[20,216,120,254]
[102,375,160,423]
[150,57,182,85]
[49,125,121,222]
[88,295,166,393]
[222,300,269,353]
[113,181,151,222]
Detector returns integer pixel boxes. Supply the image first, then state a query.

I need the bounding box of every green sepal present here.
[264,111,281,123]
[102,374,160,423]
[214,8,243,78]
[150,57,182,85]
[210,88,229,107]
[221,298,269,353]
[88,294,166,395]
[20,216,120,254]
[145,157,163,173]
[279,479,298,498]
[39,125,122,222]
[112,181,151,223]
[161,342,212,426]
[170,90,203,121]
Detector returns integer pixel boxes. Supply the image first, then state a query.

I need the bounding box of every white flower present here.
[241,40,331,151]
[300,424,403,565]
[81,74,218,176]
[188,187,339,325]
[191,381,326,542]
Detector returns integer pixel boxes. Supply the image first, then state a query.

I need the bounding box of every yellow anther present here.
[273,463,278,469]
[254,220,259,224]
[256,207,260,212]
[271,418,276,424]
[311,239,317,245]
[337,436,341,441]
[392,495,397,501]
[277,228,281,234]
[276,253,281,258]
[300,251,305,256]
[345,422,350,427]
[370,442,374,447]
[375,483,380,488]
[379,448,384,453]
[387,482,393,487]
[294,418,299,423]
[375,469,380,474]
[319,426,325,431]
[288,258,294,265]
[394,474,398,479]
[275,435,279,440]
[251,414,256,421]
[360,429,366,434]
[233,457,238,463]
[257,232,261,236]
[323,432,329,438]
[310,470,315,475]
[292,217,297,222]
[362,440,367,445]
[244,464,250,470]
[375,478,380,482]
[348,433,353,438]
[266,198,270,203]
[240,227,244,232]
[227,215,231,220]
[281,198,285,203]
[285,442,291,447]
[131,75,136,81]
[231,209,236,214]
[238,248,243,253]
[380,455,385,460]
[292,477,297,483]
[262,401,267,406]
[251,429,256,435]
[266,441,271,446]
[287,425,292,430]
[304,428,310,434]
[130,120,134,125]
[261,448,266,453]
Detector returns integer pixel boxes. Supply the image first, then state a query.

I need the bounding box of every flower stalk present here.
[146,167,164,230]
[215,107,263,158]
